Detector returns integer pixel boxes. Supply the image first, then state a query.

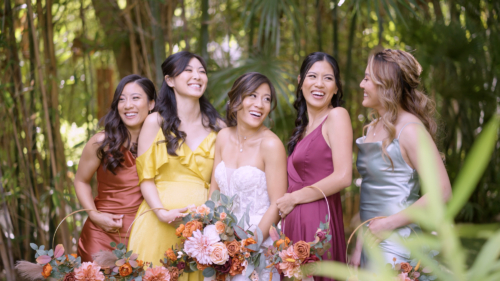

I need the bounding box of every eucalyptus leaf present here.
[30,243,38,250]
[221,193,229,204]
[234,226,249,239]
[203,267,215,277]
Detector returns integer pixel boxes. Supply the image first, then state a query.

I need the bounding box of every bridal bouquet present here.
[174,190,266,281]
[265,216,332,280]
[390,251,437,281]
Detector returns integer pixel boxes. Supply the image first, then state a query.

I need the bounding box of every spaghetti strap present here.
[397,122,425,139]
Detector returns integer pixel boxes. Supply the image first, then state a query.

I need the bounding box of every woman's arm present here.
[208,129,227,198]
[138,114,187,224]
[258,135,288,241]
[368,123,452,239]
[277,108,353,216]
[74,133,123,232]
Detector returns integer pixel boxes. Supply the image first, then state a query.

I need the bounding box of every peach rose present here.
[293,241,311,259]
[196,204,210,216]
[119,262,133,277]
[242,238,257,252]
[220,212,227,220]
[400,262,412,273]
[224,240,240,257]
[229,256,245,276]
[183,221,203,238]
[210,242,229,265]
[215,221,226,234]
[176,224,185,237]
[276,237,290,248]
[42,263,52,278]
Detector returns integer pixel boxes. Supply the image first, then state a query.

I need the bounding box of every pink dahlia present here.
[73,261,105,281]
[143,266,171,281]
[278,247,301,279]
[184,229,220,265]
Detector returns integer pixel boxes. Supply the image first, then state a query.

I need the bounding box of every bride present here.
[209,72,287,280]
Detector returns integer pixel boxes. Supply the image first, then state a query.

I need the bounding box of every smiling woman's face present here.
[166,57,208,99]
[300,60,338,110]
[236,83,272,128]
[117,82,154,130]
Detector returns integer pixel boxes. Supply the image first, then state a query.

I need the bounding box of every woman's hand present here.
[155,207,188,226]
[89,212,123,233]
[276,193,297,219]
[367,217,394,243]
[349,237,363,269]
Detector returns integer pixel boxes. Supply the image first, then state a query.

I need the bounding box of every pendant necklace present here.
[236,125,264,152]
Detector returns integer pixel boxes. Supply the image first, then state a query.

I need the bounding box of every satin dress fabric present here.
[128,129,216,281]
[77,149,143,262]
[356,122,422,268]
[285,117,347,281]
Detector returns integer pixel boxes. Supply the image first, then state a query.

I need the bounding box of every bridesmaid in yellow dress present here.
[127,51,223,280]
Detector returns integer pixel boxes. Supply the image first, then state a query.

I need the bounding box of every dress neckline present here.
[218,160,265,175]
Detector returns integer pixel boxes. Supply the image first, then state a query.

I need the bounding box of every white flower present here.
[203,225,221,242]
[177,251,183,259]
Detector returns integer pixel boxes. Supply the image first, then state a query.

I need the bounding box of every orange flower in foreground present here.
[242,237,257,252]
[119,263,133,277]
[293,241,311,259]
[42,263,52,278]
[215,221,226,234]
[196,260,209,271]
[137,260,144,267]
[166,249,177,261]
[229,256,245,276]
[225,240,240,257]
[276,237,290,248]
[176,224,185,237]
[400,262,412,273]
[183,221,203,238]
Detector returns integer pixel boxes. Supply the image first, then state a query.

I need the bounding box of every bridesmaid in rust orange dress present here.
[75,75,156,261]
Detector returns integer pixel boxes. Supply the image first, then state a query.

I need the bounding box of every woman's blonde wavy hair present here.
[364,49,437,168]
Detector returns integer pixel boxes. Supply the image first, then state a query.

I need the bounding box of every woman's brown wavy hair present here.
[364,49,437,168]
[96,74,156,174]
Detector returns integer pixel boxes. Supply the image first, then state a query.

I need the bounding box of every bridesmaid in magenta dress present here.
[277,52,353,281]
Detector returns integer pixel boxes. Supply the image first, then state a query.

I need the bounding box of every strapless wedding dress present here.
[214,161,279,281]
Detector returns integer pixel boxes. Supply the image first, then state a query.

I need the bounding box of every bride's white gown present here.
[214,161,279,281]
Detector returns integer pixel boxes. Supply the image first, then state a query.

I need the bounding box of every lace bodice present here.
[214,161,270,221]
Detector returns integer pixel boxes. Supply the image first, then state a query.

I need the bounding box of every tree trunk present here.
[149,0,165,85]
[200,0,209,61]
[344,10,357,96]
[316,0,323,52]
[332,0,338,58]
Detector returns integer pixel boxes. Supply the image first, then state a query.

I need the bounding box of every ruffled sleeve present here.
[135,130,169,185]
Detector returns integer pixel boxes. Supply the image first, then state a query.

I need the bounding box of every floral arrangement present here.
[15,243,88,281]
[92,242,147,280]
[173,190,266,281]
[265,216,332,280]
[391,251,438,281]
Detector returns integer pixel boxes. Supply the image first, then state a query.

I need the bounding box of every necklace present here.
[236,125,264,152]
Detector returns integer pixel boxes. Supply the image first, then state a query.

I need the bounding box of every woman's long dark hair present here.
[157,51,222,155]
[97,74,156,174]
[287,52,344,154]
[225,72,277,127]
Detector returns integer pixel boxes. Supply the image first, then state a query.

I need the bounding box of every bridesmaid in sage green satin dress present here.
[350,49,452,269]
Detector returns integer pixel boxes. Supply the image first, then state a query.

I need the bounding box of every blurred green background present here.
[0,0,499,278]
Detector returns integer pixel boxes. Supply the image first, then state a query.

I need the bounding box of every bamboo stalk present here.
[135,4,153,81]
[124,1,139,74]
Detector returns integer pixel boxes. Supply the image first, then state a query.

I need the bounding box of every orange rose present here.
[196,261,209,271]
[42,263,52,278]
[176,224,185,237]
[183,221,203,238]
[119,262,133,277]
[169,266,180,281]
[293,241,311,259]
[166,249,177,261]
[229,256,245,276]
[225,240,241,257]
[215,221,226,234]
[400,262,412,273]
[137,260,144,267]
[276,237,290,248]
[242,237,257,252]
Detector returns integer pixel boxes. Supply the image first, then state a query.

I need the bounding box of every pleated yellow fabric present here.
[128,129,216,281]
